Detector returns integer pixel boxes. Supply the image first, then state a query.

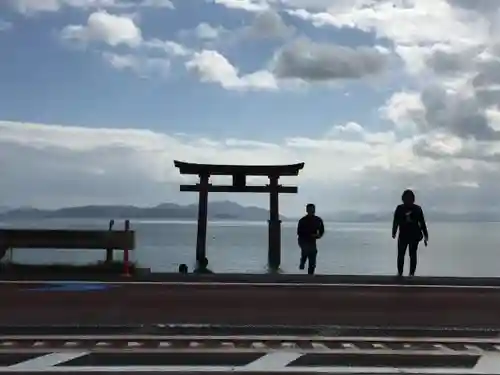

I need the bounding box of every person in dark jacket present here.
[297,203,325,275]
[392,189,429,277]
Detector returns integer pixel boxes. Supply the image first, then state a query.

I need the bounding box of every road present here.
[1,279,500,373]
[2,280,500,327]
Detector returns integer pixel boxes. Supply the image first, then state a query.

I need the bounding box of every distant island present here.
[1,201,499,222]
[0,201,290,222]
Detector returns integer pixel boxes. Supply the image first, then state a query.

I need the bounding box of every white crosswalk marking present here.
[8,352,89,370]
[244,352,303,370]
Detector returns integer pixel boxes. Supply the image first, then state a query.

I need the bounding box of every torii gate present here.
[173,161,305,271]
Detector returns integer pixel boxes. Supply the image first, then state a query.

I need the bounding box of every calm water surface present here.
[1,219,499,277]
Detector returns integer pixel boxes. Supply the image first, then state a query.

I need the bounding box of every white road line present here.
[2,335,500,343]
[7,351,88,370]
[0,365,491,373]
[2,279,500,289]
[475,353,500,373]
[243,352,303,370]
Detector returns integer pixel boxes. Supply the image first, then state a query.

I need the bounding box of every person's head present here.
[306,203,315,216]
[401,189,415,205]
[199,257,209,268]
[178,264,188,274]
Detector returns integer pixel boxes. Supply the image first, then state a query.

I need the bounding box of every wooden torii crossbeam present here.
[174,160,305,271]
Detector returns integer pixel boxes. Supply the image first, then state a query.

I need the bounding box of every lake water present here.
[1,219,499,277]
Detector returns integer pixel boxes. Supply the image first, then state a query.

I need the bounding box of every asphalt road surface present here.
[2,280,500,327]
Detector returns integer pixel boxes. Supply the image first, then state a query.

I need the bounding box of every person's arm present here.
[418,207,429,240]
[297,217,305,237]
[392,206,400,238]
[317,217,325,238]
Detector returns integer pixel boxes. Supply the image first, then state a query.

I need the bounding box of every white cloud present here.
[191,23,225,40]
[138,0,173,8]
[380,91,425,132]
[3,120,500,214]
[186,50,278,91]
[242,10,295,39]
[211,0,270,12]
[102,52,171,77]
[59,11,190,77]
[61,11,142,47]
[143,39,192,57]
[9,0,174,13]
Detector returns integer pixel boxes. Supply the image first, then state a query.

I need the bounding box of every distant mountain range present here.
[0,201,289,222]
[1,202,499,222]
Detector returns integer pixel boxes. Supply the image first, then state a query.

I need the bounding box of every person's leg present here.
[408,241,419,276]
[397,237,408,276]
[307,246,318,275]
[299,242,307,270]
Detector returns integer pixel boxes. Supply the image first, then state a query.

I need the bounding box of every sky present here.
[1,0,500,215]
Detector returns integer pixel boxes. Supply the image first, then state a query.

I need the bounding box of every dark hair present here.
[306,203,315,209]
[178,264,188,274]
[402,189,415,203]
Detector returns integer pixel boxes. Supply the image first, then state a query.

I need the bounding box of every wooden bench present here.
[0,229,135,265]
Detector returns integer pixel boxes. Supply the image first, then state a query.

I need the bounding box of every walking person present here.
[297,203,325,275]
[392,189,429,277]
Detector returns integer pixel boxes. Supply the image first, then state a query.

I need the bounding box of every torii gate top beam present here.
[173,160,305,177]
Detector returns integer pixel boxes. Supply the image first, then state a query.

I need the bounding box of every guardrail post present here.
[122,220,131,277]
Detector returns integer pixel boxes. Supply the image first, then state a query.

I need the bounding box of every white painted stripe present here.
[0,365,492,373]
[8,352,88,370]
[2,279,500,290]
[2,335,500,343]
[475,353,500,373]
[243,352,302,370]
